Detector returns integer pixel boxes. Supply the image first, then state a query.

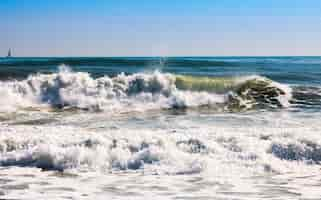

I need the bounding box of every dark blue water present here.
[1,57,321,85]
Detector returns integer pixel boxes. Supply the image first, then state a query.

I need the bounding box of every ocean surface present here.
[0,57,321,199]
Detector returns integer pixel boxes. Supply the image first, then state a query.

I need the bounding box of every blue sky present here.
[1,0,321,56]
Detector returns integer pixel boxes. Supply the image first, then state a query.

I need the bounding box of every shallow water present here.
[1,57,321,199]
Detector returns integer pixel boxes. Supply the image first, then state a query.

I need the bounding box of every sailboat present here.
[6,49,12,58]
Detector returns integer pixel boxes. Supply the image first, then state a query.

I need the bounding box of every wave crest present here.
[0,65,292,112]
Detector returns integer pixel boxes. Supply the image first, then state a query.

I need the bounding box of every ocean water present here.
[0,57,321,199]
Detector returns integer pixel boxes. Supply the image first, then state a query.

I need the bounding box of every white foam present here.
[0,66,292,113]
[1,111,321,199]
[0,66,228,113]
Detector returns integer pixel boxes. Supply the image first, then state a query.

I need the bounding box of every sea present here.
[0,57,321,199]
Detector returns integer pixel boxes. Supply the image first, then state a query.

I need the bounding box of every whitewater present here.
[1,57,321,199]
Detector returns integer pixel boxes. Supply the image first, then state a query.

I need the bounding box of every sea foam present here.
[0,65,292,113]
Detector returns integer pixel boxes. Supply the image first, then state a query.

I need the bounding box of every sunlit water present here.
[1,57,321,199]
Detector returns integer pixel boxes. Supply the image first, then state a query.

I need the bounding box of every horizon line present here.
[2,55,321,58]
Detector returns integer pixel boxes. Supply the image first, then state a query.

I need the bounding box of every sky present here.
[1,0,321,56]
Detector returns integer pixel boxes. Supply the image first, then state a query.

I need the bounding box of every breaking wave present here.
[0,126,206,174]
[0,65,292,112]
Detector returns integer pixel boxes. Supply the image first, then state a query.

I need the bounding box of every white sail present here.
[7,49,12,57]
